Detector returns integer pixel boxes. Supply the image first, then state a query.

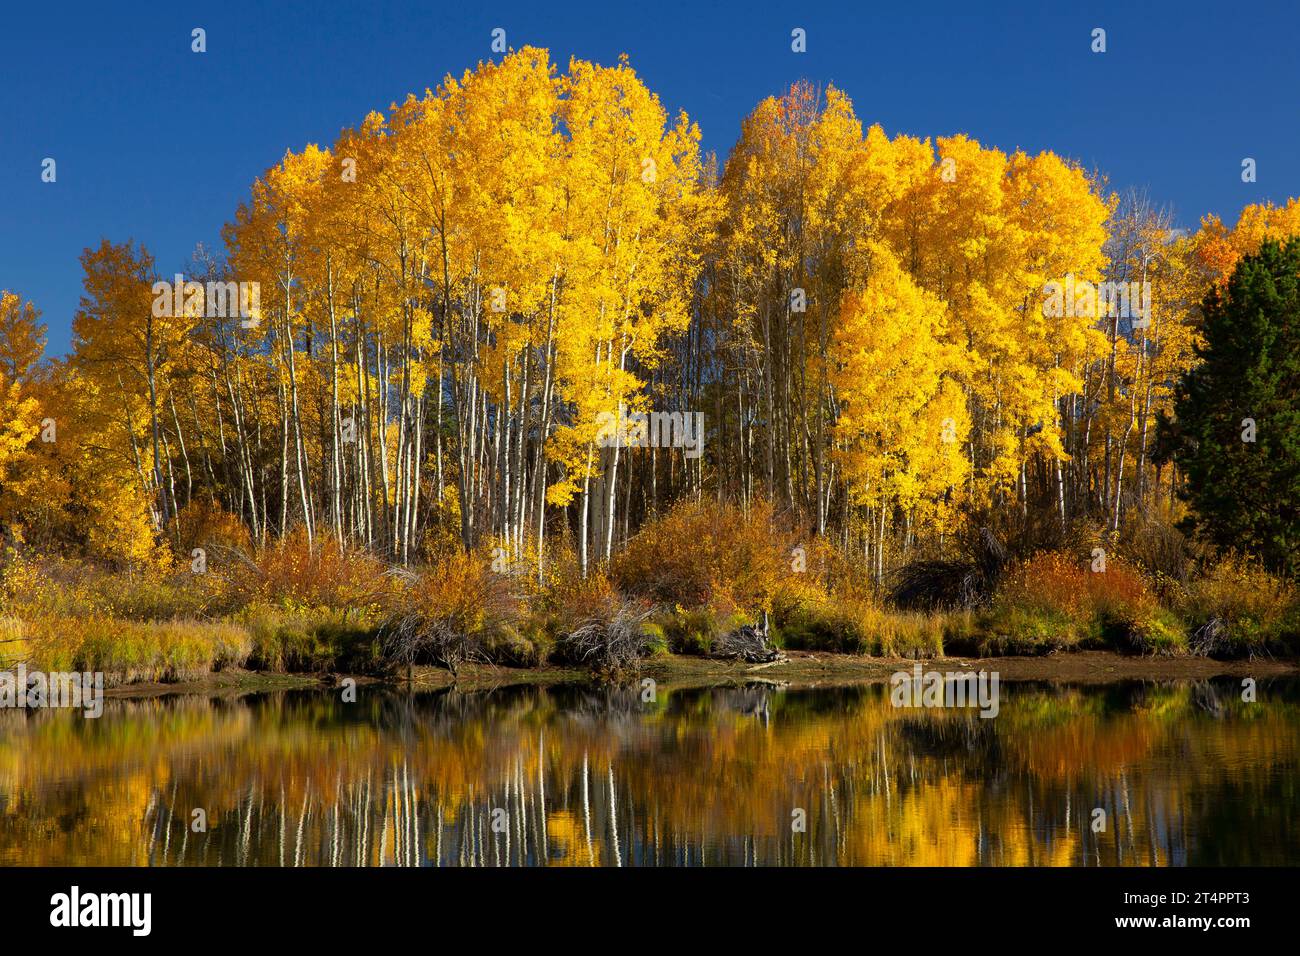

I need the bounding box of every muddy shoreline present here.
[98,649,1300,699]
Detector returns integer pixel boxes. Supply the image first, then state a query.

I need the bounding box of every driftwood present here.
[1188,617,1229,657]
[714,612,785,664]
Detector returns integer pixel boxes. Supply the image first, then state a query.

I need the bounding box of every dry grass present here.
[16,615,252,685]
[1181,556,1300,655]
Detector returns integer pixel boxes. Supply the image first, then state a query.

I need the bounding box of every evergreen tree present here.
[1172,239,1300,575]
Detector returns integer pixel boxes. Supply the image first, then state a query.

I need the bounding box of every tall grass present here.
[17,616,251,685]
[777,595,949,658]
[1180,556,1300,655]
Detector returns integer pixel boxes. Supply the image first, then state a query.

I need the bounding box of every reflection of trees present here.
[896,714,1002,760]
[0,679,1296,866]
[1191,680,1227,719]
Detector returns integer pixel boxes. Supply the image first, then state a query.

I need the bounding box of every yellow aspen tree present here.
[827,242,968,577]
[550,54,709,571]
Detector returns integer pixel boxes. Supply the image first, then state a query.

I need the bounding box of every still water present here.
[1,679,1296,866]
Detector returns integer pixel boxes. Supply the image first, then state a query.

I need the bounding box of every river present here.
[1,678,1295,866]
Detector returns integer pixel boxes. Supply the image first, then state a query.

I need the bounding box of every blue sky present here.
[3,0,1298,356]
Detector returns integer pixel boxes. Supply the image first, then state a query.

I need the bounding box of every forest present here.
[2,47,1299,683]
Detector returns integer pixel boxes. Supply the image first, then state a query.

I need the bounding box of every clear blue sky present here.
[3,0,1298,356]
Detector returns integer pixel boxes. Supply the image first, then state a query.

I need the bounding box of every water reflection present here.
[0,679,1296,866]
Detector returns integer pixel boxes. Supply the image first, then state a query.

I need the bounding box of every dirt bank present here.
[96,649,1300,699]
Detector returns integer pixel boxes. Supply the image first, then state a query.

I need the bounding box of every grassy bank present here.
[3,502,1299,687]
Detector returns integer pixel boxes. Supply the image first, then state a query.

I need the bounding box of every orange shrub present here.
[173,499,253,556]
[611,498,809,613]
[219,527,392,617]
[996,551,1150,622]
[382,549,526,672]
[985,550,1191,653]
[546,570,620,625]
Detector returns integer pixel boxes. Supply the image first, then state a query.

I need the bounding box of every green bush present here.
[242,604,381,673]
[659,608,722,655]
[485,625,555,668]
[777,601,863,653]
[977,605,1082,656]
[1181,557,1300,655]
[1104,605,1188,655]
[641,622,670,657]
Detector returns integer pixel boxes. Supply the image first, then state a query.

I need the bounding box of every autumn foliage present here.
[2,48,1300,678]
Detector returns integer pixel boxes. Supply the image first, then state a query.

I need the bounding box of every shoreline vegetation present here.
[4,498,1298,694]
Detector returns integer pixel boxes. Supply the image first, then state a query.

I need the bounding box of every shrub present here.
[777,599,866,653]
[657,607,724,656]
[1,554,214,621]
[217,528,392,619]
[890,527,1009,611]
[973,606,1079,656]
[1108,605,1187,656]
[381,550,524,676]
[88,569,215,620]
[640,621,670,657]
[1114,511,1205,594]
[485,627,554,668]
[985,551,1167,653]
[1000,551,1148,617]
[1182,557,1300,656]
[611,499,802,612]
[173,499,253,556]
[544,571,619,628]
[241,603,381,672]
[554,601,653,675]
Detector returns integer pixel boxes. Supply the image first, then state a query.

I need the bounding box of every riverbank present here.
[94,649,1300,699]
[5,521,1299,692]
